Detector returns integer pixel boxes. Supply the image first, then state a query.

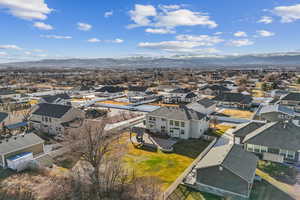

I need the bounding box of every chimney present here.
[283,120,288,129]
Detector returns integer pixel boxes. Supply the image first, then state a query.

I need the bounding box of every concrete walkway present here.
[256,169,298,199]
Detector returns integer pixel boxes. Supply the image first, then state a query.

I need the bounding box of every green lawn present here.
[250,180,294,200]
[258,160,297,184]
[122,136,210,190]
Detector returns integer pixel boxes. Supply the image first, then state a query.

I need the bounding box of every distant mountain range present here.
[1,52,300,69]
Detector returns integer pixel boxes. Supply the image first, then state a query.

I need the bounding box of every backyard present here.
[258,160,297,185]
[118,133,211,190]
[220,109,253,119]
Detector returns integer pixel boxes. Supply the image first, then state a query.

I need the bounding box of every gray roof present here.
[232,121,266,138]
[243,121,300,151]
[41,93,71,103]
[196,98,216,108]
[148,106,206,121]
[0,133,44,155]
[196,145,257,196]
[0,112,8,123]
[213,92,252,104]
[196,144,258,183]
[257,104,295,116]
[32,103,72,118]
[281,93,300,101]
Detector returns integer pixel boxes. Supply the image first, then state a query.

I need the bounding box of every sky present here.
[0,0,300,63]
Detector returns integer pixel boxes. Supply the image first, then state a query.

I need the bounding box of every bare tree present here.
[63,118,161,200]
[0,187,35,200]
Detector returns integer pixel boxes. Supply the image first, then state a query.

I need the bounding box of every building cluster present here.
[0,68,300,199]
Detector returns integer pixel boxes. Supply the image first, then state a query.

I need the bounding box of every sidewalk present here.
[256,169,298,199]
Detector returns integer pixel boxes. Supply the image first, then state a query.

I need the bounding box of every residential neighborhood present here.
[1,0,300,199]
[0,67,300,200]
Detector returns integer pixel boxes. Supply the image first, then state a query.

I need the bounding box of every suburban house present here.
[190,144,258,200]
[127,86,149,97]
[212,92,252,108]
[186,98,216,115]
[163,88,198,104]
[39,93,71,105]
[0,133,44,169]
[243,121,300,163]
[279,92,300,112]
[72,85,94,95]
[270,89,289,99]
[29,103,85,135]
[145,106,209,139]
[0,89,21,99]
[95,85,125,97]
[252,104,295,122]
[199,84,230,96]
[231,121,266,144]
[127,86,157,103]
[0,112,9,129]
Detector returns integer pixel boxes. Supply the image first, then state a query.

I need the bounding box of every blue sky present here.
[0,0,300,62]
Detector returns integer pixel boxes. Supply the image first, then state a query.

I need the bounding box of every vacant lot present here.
[97,100,130,105]
[213,124,235,136]
[220,109,253,119]
[119,133,210,190]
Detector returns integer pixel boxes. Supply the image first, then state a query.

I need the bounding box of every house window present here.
[287,151,295,159]
[247,144,254,152]
[170,120,173,126]
[49,118,52,122]
[161,118,166,121]
[175,121,179,126]
[181,122,185,127]
[45,117,48,122]
[254,145,261,153]
[149,116,156,121]
[181,130,185,135]
[279,149,287,157]
[261,146,268,153]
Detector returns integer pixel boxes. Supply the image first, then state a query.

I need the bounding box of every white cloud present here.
[87,38,101,43]
[138,40,219,53]
[88,38,124,43]
[145,28,175,34]
[128,4,217,29]
[0,0,52,20]
[33,22,53,30]
[112,38,124,43]
[155,9,217,28]
[139,41,219,53]
[257,16,273,24]
[77,22,92,31]
[128,4,157,28]
[32,49,44,52]
[228,39,254,47]
[104,11,113,18]
[41,35,72,39]
[0,44,22,50]
[256,30,275,37]
[214,32,223,35]
[273,4,300,23]
[24,51,31,55]
[175,34,224,46]
[234,31,247,37]
[0,51,7,56]
[159,5,181,10]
